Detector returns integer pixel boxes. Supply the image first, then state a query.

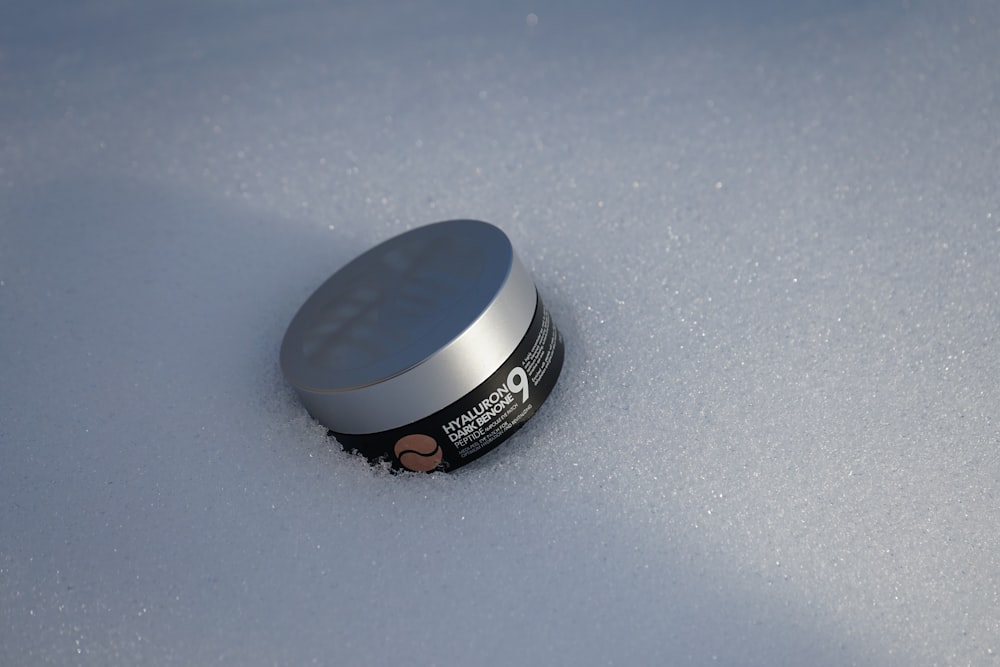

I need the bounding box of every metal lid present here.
[280,219,538,434]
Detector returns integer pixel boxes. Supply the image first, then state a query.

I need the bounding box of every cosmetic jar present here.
[280,219,564,472]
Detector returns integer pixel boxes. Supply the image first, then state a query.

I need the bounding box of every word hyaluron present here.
[280,219,565,472]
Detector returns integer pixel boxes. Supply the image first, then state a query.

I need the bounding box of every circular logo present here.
[393,434,443,472]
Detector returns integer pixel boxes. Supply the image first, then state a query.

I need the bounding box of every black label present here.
[331,293,565,472]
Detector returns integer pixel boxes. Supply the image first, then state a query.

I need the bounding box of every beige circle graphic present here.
[393,434,442,472]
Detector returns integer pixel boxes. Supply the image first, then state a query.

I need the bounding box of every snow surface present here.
[2,1,999,664]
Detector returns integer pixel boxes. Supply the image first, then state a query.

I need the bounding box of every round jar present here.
[280,219,565,472]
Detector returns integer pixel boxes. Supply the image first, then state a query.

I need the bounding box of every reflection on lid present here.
[300,230,484,373]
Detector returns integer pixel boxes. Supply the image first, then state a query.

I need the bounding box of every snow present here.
[2,1,998,664]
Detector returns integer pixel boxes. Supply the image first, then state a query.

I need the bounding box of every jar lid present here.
[280,219,538,434]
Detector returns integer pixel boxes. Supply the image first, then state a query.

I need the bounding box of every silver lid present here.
[280,219,538,434]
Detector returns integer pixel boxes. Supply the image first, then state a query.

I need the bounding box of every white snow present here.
[2,1,998,665]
